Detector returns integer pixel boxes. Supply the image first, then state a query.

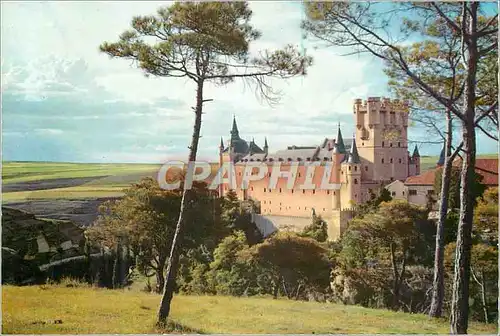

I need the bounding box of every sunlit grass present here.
[2,186,127,202]
[2,285,497,334]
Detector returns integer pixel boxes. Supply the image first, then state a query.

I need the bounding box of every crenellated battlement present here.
[354,97,409,114]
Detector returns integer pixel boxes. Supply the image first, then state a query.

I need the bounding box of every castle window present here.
[288,158,292,161]
[298,173,301,177]
[334,191,336,195]
[327,190,330,195]
[365,166,368,171]
[349,166,351,171]
[251,187,254,191]
[305,207,308,210]
[391,192,396,196]
[382,158,385,164]
[409,190,417,196]
[355,166,358,171]
[403,191,405,196]
[354,179,358,184]
[279,158,284,162]
[264,188,266,192]
[382,141,385,147]
[390,158,393,163]
[398,142,401,147]
[306,157,311,161]
[323,208,326,211]
[313,190,315,194]
[297,158,302,161]
[264,200,266,204]
[292,189,294,194]
[399,159,402,164]
[302,190,305,194]
[390,143,393,147]
[279,188,282,193]
[362,142,364,146]
[269,201,272,204]
[239,172,242,176]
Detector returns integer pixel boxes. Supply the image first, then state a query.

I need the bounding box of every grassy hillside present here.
[2,285,496,334]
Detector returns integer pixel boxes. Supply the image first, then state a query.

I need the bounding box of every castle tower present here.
[412,144,421,174]
[218,137,225,197]
[340,136,362,208]
[436,143,445,167]
[353,97,409,182]
[331,142,342,210]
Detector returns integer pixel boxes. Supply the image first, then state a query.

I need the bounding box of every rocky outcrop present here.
[2,207,85,269]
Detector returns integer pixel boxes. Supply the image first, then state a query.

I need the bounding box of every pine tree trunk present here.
[450,5,478,333]
[157,79,205,324]
[429,110,453,318]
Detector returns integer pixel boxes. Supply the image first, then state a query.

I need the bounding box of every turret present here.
[437,144,445,167]
[336,123,347,154]
[231,115,239,140]
[219,137,225,152]
[263,137,269,155]
[412,144,421,175]
[340,136,362,208]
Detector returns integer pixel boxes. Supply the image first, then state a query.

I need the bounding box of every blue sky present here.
[2,2,497,163]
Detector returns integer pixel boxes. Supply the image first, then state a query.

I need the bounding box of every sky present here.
[2,1,498,163]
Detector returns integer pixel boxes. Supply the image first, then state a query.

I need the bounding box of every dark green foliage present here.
[300,214,328,242]
[434,166,486,210]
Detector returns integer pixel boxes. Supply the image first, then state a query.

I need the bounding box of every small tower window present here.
[354,166,358,171]
[279,188,282,193]
[390,158,393,163]
[349,166,351,171]
[382,158,385,164]
[327,190,330,195]
[398,142,401,147]
[302,190,305,194]
[399,159,402,164]
[382,141,385,147]
[365,166,368,171]
[313,190,315,194]
[390,143,393,147]
[354,179,358,184]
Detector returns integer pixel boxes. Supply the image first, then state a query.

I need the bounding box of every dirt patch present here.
[3,176,110,193]
[5,198,119,227]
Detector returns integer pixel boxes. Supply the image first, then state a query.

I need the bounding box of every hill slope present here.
[2,285,496,334]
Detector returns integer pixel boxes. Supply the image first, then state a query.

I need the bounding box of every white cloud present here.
[34,128,65,135]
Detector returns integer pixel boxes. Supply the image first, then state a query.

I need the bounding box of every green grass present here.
[2,285,497,334]
[2,162,161,185]
[419,154,497,171]
[1,186,128,202]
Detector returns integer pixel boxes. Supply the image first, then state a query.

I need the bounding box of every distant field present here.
[2,162,161,185]
[3,285,496,334]
[419,154,497,171]
[1,162,217,202]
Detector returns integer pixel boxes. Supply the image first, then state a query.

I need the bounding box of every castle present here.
[218,97,421,240]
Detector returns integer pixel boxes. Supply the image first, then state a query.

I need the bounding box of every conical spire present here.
[219,137,225,150]
[437,143,445,166]
[336,123,346,154]
[231,115,239,139]
[347,136,361,164]
[264,137,268,154]
[412,144,420,158]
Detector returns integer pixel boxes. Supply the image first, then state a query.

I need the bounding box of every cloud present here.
[34,128,65,135]
[2,2,497,163]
